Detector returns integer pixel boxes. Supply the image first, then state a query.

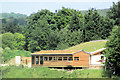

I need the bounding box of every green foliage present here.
[55,7,75,30]
[2,48,31,63]
[105,26,120,76]
[2,32,25,50]
[84,9,114,41]
[107,2,120,26]
[2,32,16,49]
[2,14,27,34]
[81,9,110,17]
[68,11,84,32]
[14,33,26,50]
[1,6,116,52]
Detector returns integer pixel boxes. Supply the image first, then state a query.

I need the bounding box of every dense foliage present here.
[104,1,120,76]
[105,26,120,76]
[2,32,25,50]
[23,7,114,52]
[1,7,115,52]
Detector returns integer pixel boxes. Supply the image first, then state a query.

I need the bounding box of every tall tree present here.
[107,2,120,26]
[55,7,75,30]
[84,9,114,41]
[105,26,120,76]
[25,10,58,52]
[68,10,84,32]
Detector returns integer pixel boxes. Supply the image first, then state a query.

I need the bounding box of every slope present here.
[65,40,107,52]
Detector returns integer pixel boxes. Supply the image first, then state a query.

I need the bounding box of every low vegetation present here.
[1,47,31,63]
[2,66,107,78]
[66,40,107,52]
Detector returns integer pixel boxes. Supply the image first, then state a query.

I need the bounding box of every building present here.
[89,48,106,65]
[31,50,89,67]
[22,56,31,65]
[30,48,106,68]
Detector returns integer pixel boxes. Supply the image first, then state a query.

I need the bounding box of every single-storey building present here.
[31,50,89,67]
[30,48,106,68]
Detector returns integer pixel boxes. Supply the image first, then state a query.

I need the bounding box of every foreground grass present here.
[2,65,108,78]
[66,40,107,52]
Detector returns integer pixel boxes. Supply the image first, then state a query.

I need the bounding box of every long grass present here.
[2,65,108,78]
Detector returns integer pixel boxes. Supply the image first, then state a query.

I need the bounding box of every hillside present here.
[0,12,27,19]
[66,40,107,52]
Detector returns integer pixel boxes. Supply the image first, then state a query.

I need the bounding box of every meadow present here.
[2,65,108,78]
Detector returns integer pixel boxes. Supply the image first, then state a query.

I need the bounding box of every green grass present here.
[2,65,108,78]
[66,40,107,52]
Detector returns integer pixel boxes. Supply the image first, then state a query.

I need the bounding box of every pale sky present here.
[0,0,119,16]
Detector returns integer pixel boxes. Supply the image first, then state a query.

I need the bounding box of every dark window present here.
[53,57,57,61]
[63,57,67,60]
[58,57,62,61]
[44,57,48,61]
[32,56,34,64]
[36,56,39,64]
[101,52,103,54]
[74,57,79,61]
[49,57,52,61]
[68,57,73,61]
[101,56,104,60]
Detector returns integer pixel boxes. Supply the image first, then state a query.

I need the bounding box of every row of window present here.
[32,56,80,64]
[43,56,79,61]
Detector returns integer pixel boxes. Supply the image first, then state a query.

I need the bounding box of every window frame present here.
[49,57,52,61]
[63,57,67,61]
[68,57,73,61]
[58,57,62,61]
[44,57,48,61]
[74,57,79,61]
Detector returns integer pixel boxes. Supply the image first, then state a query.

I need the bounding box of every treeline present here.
[1,2,118,53]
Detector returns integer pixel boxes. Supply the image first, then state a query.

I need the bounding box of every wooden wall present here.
[31,51,89,67]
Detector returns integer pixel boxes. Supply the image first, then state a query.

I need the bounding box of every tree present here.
[105,26,120,76]
[14,33,26,50]
[107,2,120,26]
[2,32,16,49]
[2,32,25,50]
[55,7,76,30]
[68,10,84,32]
[2,17,27,34]
[84,9,114,41]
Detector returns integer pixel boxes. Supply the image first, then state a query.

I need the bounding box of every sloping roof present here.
[88,48,106,55]
[31,50,83,55]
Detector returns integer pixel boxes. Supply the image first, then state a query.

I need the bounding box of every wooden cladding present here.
[31,51,89,67]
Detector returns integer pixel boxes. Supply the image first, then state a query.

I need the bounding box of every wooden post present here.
[72,56,74,61]
[39,56,40,65]
[34,56,36,65]
[90,55,91,64]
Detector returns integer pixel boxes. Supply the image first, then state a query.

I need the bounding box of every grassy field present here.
[2,65,107,78]
[66,40,107,52]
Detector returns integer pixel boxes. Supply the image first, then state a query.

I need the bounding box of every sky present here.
[0,0,119,16]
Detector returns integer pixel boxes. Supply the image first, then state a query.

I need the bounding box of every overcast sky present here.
[0,0,119,16]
